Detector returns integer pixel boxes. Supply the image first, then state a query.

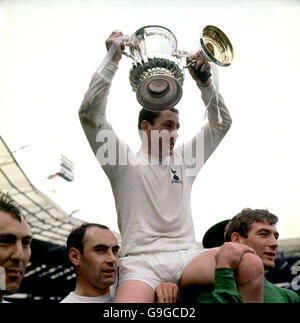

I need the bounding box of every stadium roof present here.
[0,135,122,301]
[0,135,87,300]
[0,135,85,245]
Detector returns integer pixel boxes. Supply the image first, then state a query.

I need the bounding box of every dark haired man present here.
[61,223,178,303]
[0,194,32,303]
[61,223,119,302]
[78,30,234,302]
[182,208,300,303]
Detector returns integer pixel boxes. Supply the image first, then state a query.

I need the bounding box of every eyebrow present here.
[257,229,279,239]
[23,235,33,242]
[162,120,180,129]
[93,244,120,250]
[0,233,32,241]
[0,233,15,240]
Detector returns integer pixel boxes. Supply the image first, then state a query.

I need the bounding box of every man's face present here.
[239,222,279,269]
[145,110,180,158]
[0,211,32,294]
[77,227,119,293]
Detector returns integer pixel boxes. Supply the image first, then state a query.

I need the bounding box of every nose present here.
[269,235,279,250]
[105,249,118,264]
[10,241,26,264]
[170,129,178,138]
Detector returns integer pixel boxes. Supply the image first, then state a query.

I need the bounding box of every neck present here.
[74,276,110,297]
[140,137,152,156]
[74,283,109,298]
[140,142,172,163]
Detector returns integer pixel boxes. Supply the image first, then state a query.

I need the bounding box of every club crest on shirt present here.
[170,168,183,184]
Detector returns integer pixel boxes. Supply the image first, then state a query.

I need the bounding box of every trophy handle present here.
[122,36,144,62]
[173,49,189,59]
[122,50,135,60]
[177,49,212,83]
[122,37,136,61]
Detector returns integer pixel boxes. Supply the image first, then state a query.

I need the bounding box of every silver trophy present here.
[123,25,234,112]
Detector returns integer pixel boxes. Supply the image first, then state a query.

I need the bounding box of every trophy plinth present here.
[129,56,184,111]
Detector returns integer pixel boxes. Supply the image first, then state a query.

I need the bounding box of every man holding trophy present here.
[79,27,264,303]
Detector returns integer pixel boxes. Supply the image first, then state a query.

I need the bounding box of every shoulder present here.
[277,287,300,302]
[60,292,75,303]
[266,280,300,303]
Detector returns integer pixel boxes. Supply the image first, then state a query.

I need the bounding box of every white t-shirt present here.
[60,284,115,303]
[1,299,10,303]
[79,62,231,257]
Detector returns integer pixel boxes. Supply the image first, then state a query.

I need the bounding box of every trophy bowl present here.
[199,25,234,67]
[187,25,234,83]
[125,25,185,111]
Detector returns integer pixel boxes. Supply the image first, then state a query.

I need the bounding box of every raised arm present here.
[177,52,232,176]
[79,32,131,178]
[79,31,124,153]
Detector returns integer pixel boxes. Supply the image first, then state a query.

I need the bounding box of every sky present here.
[1,0,300,242]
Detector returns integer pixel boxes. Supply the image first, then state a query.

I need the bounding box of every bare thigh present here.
[114,280,155,303]
[180,247,219,287]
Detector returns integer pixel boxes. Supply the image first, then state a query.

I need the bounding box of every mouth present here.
[264,252,276,259]
[6,269,23,278]
[169,139,175,149]
[102,268,116,277]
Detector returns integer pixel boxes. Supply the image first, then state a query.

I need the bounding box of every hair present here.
[0,193,22,222]
[138,107,179,130]
[224,208,278,242]
[67,223,110,254]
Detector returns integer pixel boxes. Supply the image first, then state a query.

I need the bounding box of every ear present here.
[141,120,151,132]
[231,232,241,243]
[69,247,81,266]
